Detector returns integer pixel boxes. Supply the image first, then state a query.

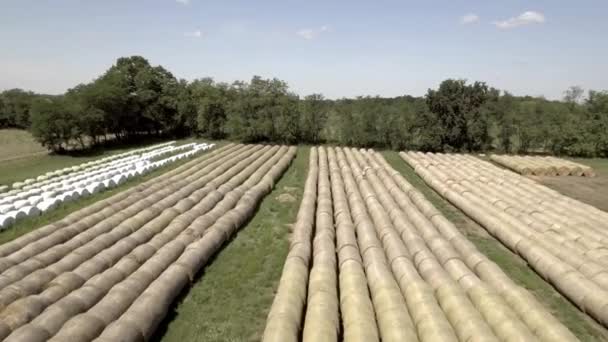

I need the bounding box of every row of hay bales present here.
[490,154,595,177]
[5,141,175,191]
[402,151,608,328]
[264,146,577,342]
[0,143,214,231]
[1,142,211,199]
[0,143,295,341]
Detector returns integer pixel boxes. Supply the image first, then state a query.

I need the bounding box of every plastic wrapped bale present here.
[58,193,73,203]
[26,196,42,208]
[85,183,102,195]
[20,206,41,218]
[102,179,116,188]
[0,205,14,215]
[41,191,59,199]
[13,199,30,210]
[111,175,126,186]
[36,199,60,212]
[12,182,25,190]
[76,187,91,197]
[7,210,27,221]
[0,215,15,230]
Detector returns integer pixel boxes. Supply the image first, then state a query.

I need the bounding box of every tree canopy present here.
[3,55,607,157]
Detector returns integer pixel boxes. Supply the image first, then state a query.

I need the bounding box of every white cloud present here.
[296,25,330,40]
[494,11,545,29]
[460,13,480,24]
[176,0,190,4]
[184,30,202,38]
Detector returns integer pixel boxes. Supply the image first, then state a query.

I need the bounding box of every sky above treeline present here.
[1,0,606,100]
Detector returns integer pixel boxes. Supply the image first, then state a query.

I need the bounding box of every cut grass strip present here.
[153,146,309,342]
[381,150,608,342]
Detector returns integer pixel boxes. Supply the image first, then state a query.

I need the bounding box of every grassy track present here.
[154,146,309,342]
[381,150,608,342]
[0,144,223,245]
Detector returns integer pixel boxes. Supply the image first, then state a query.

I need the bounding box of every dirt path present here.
[530,173,608,213]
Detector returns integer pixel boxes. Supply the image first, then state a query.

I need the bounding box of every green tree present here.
[190,78,229,139]
[30,97,78,152]
[0,89,38,128]
[426,79,491,151]
[299,94,328,143]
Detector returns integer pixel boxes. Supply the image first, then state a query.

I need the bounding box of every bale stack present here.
[263,147,578,342]
[0,142,216,231]
[490,154,596,177]
[402,151,608,327]
[0,144,295,341]
[263,148,318,342]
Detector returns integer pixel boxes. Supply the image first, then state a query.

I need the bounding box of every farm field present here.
[402,151,608,336]
[264,147,586,341]
[1,143,608,342]
[0,129,47,162]
[531,158,608,212]
[384,151,608,341]
[154,147,310,342]
[0,143,295,341]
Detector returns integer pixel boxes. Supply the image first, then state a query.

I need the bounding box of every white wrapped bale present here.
[85,182,104,195]
[112,174,126,185]
[36,198,60,212]
[0,215,14,230]
[102,179,117,189]
[19,206,41,218]
[41,191,59,199]
[70,190,81,200]
[0,204,14,214]
[7,210,26,221]
[58,193,73,203]
[27,196,43,206]
[13,199,30,210]
[12,182,25,190]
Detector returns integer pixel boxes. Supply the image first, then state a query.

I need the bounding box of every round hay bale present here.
[50,313,106,341]
[3,324,50,342]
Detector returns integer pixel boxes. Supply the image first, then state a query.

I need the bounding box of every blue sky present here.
[1,0,607,99]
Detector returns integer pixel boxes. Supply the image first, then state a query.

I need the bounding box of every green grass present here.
[381,150,608,342]
[153,147,310,342]
[569,157,608,175]
[0,129,47,161]
[0,144,222,246]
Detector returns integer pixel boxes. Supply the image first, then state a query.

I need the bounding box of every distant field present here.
[0,129,47,161]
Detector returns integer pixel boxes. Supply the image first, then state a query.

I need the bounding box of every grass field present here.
[153,146,309,342]
[0,129,47,161]
[381,150,608,341]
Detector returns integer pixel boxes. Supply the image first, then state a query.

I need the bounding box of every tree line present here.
[1,55,607,157]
